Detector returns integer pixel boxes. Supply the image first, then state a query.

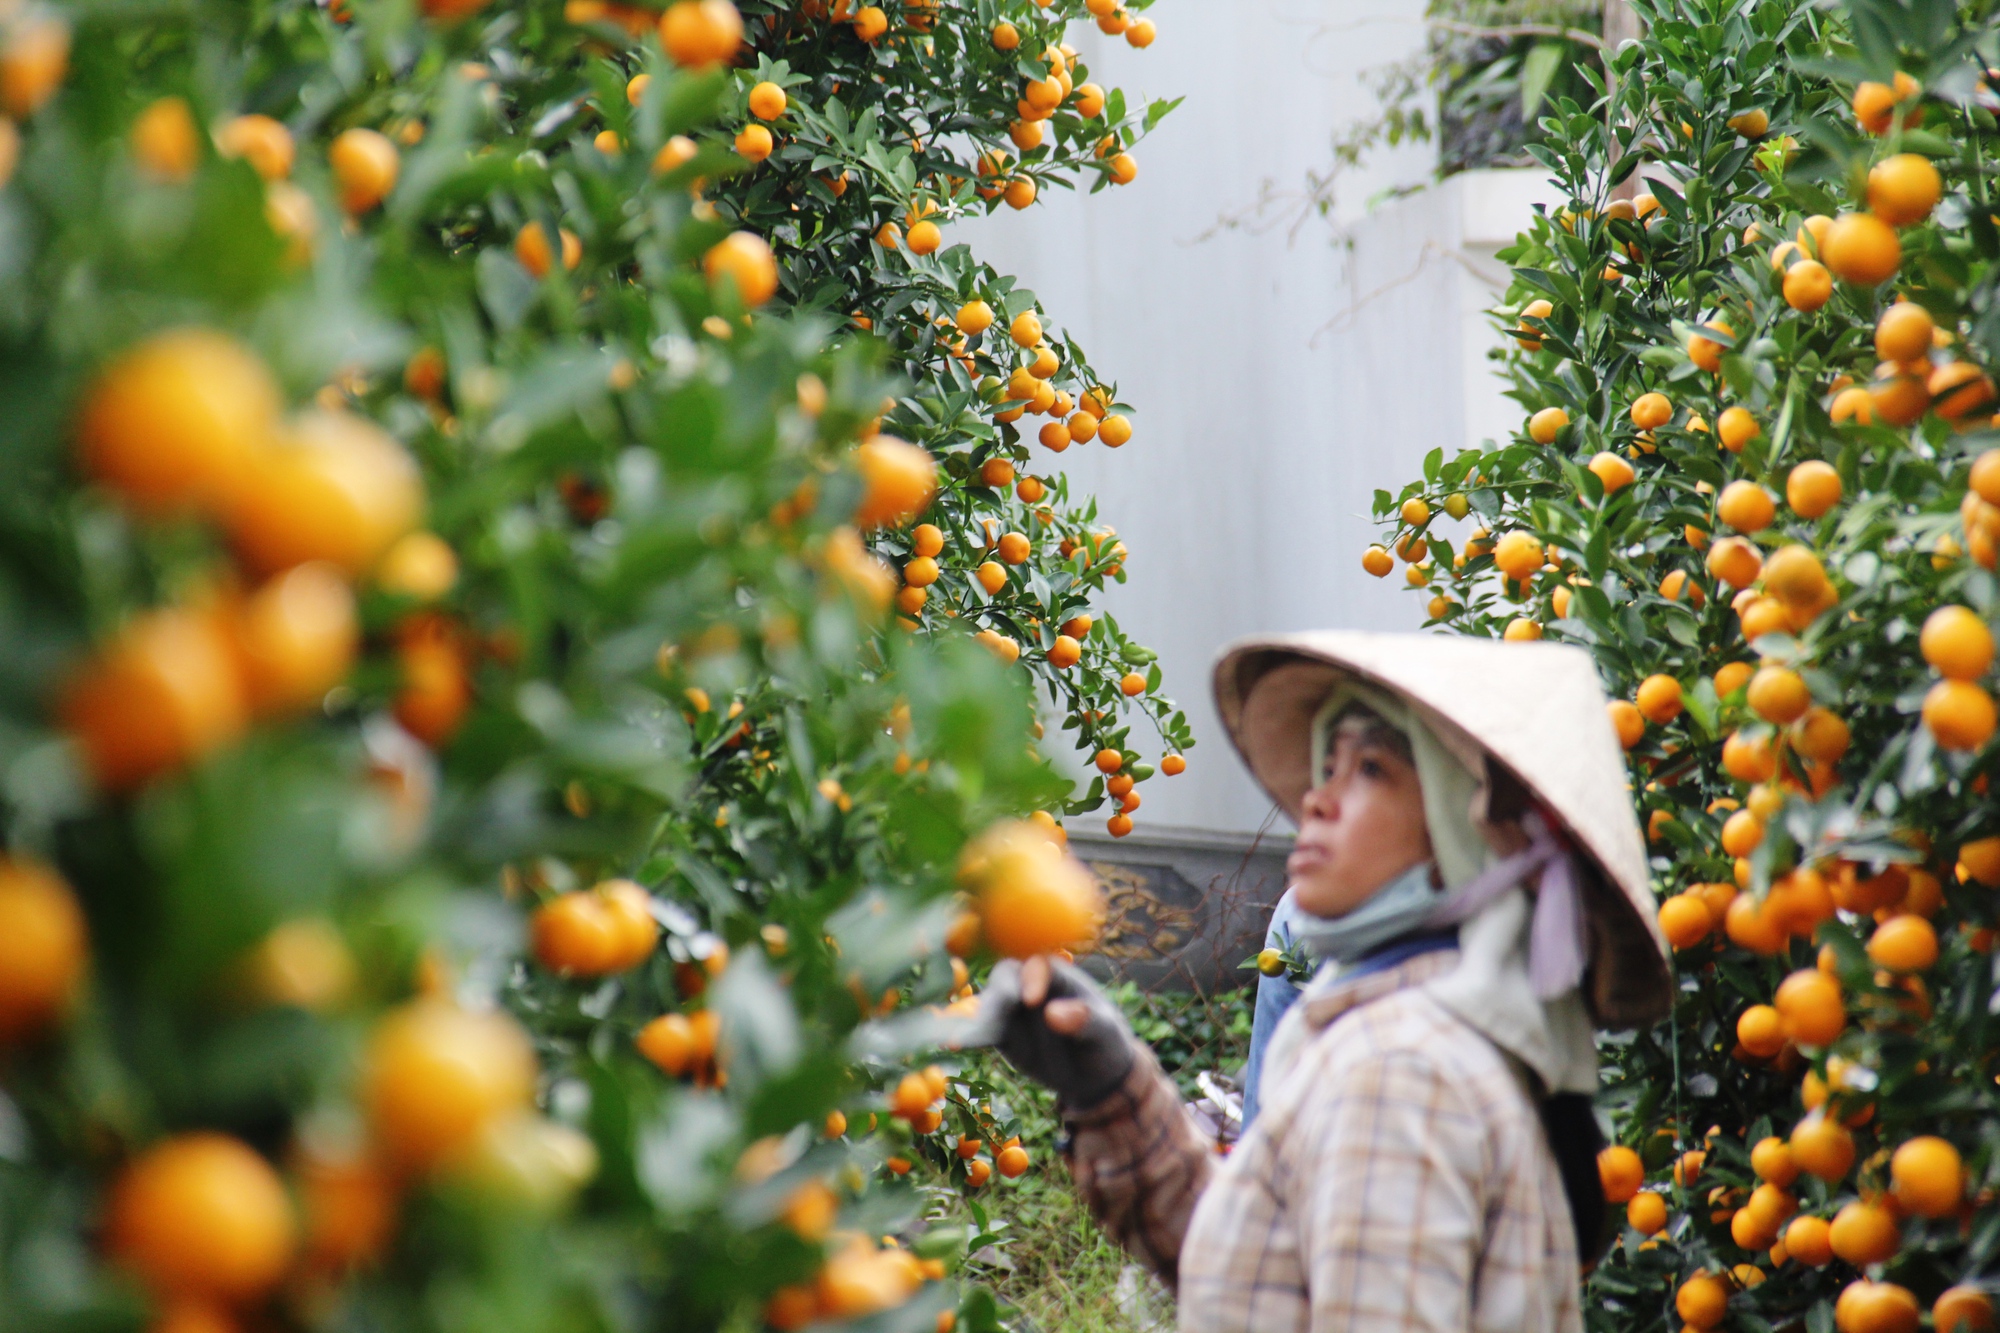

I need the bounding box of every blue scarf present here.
[1288,859,1447,968]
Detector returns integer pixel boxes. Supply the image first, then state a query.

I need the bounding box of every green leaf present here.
[1586,525,1610,580]
[1519,42,1565,117]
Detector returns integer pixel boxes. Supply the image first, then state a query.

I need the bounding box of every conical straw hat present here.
[1213,630,1671,1028]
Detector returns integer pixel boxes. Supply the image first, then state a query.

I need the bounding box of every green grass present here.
[988,1162,1158,1332]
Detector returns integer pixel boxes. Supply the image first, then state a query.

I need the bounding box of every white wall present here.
[966,4,1561,837]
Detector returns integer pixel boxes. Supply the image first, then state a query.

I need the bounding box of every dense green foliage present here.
[0,0,1185,1329]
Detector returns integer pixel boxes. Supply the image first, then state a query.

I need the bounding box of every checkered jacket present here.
[1062,949,1585,1333]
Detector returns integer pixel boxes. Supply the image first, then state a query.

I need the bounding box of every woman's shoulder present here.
[1252,952,1537,1141]
[1298,985,1530,1100]
[1250,988,1540,1171]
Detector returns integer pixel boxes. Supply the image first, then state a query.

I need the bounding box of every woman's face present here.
[1286,712,1434,918]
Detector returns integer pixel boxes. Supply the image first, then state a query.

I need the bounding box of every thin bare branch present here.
[1427,18,1604,48]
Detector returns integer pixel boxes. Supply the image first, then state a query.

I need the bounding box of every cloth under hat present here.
[1308,680,1490,891]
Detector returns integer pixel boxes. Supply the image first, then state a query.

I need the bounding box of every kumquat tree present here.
[0,0,1186,1329]
[1371,2,2000,1333]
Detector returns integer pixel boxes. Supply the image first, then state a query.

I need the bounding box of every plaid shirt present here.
[1062,950,1584,1333]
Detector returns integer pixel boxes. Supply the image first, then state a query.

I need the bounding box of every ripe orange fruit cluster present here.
[1823,298,1999,430]
[880,462,1168,816]
[1919,602,1996,751]
[64,328,450,789]
[0,857,89,1043]
[531,880,660,976]
[659,0,742,66]
[364,997,538,1172]
[1728,544,1839,651]
[1609,1082,1977,1320]
[1655,882,1733,948]
[994,343,1131,452]
[106,1132,299,1309]
[897,228,1140,608]
[516,220,582,277]
[703,231,780,305]
[972,626,1021,662]
[852,435,938,529]
[944,37,1129,218]
[763,1232,945,1330]
[0,10,70,122]
[1853,72,1922,134]
[330,127,399,215]
[1770,187,1996,447]
[956,818,1103,958]
[638,1007,724,1081]
[118,985,557,1286]
[1371,473,1597,635]
[1624,828,1975,1289]
[1960,449,2000,570]
[889,1064,949,1129]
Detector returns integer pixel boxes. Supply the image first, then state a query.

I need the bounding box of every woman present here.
[972,630,1672,1333]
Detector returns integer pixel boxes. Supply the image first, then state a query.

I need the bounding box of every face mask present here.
[1289,859,1444,969]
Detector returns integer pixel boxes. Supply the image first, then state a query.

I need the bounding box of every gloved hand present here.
[959,955,1138,1110]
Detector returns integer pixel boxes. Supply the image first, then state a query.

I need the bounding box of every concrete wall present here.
[965,4,1561,841]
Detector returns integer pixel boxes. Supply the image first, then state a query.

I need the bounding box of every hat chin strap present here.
[1422,810,1586,1001]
